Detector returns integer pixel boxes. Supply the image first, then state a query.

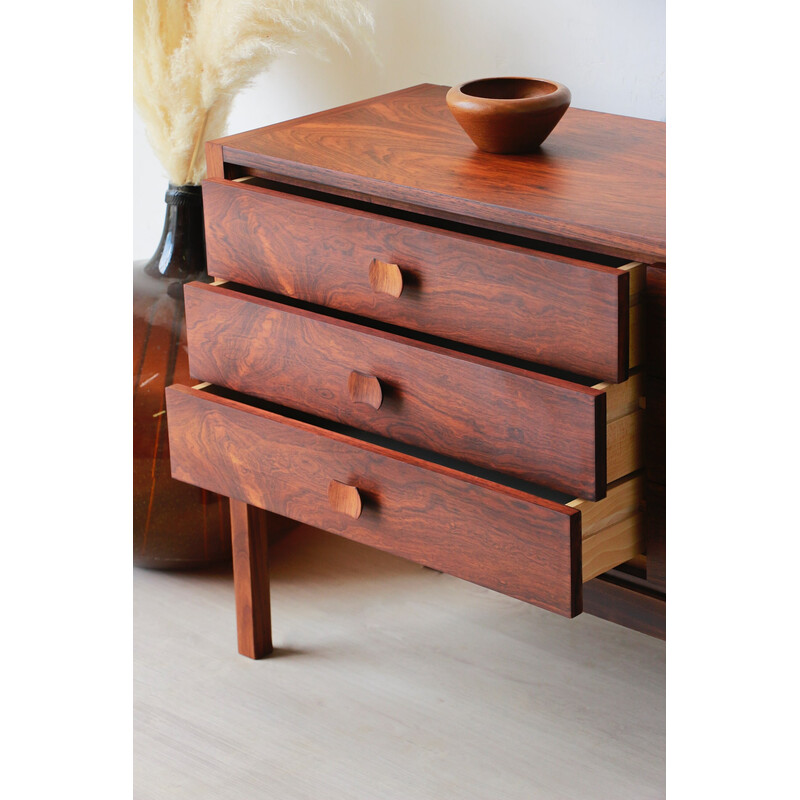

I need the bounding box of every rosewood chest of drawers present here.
[166,84,666,658]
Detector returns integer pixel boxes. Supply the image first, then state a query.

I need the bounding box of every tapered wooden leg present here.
[229,499,273,658]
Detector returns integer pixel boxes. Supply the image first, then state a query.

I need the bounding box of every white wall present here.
[133,0,665,259]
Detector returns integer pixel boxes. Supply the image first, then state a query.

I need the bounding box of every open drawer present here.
[202,177,642,382]
[184,282,643,500]
[166,383,643,618]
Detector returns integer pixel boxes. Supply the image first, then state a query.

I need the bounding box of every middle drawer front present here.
[185,283,624,500]
[202,177,633,383]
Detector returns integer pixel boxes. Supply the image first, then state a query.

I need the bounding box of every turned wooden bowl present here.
[446,77,571,154]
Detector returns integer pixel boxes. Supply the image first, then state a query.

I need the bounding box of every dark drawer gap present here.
[226,170,630,269]
[220,281,605,388]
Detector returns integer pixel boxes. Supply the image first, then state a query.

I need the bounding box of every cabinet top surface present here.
[213,84,665,262]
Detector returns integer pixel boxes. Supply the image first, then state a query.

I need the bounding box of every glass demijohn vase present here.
[133,184,231,568]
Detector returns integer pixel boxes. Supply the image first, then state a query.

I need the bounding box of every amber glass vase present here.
[133,184,231,568]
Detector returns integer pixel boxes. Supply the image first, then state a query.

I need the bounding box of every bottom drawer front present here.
[166,384,583,616]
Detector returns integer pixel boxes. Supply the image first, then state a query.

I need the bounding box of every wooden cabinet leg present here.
[230,499,273,658]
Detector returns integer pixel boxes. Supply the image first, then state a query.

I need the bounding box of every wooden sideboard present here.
[166,84,666,657]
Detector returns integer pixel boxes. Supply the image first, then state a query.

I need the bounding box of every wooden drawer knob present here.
[368,259,403,298]
[328,480,362,519]
[348,371,383,410]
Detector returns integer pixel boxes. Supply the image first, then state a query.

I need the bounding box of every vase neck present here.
[164,183,202,207]
[144,183,208,282]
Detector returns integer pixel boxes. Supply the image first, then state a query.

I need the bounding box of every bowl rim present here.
[448,77,570,105]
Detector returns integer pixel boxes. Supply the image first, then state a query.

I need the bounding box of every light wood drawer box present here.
[202,177,641,383]
[166,384,643,618]
[184,282,642,500]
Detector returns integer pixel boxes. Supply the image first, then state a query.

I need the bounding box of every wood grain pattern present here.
[572,475,645,582]
[165,383,584,617]
[568,475,643,537]
[230,499,272,658]
[209,84,665,262]
[582,513,643,582]
[202,178,632,382]
[598,371,643,422]
[184,283,609,499]
[607,410,644,483]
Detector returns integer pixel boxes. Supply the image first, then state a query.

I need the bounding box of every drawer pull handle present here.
[368,259,403,298]
[328,480,362,519]
[348,371,383,410]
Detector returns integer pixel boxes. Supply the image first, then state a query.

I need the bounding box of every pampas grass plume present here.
[134,0,375,185]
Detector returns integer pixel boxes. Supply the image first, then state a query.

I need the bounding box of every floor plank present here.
[134,525,665,799]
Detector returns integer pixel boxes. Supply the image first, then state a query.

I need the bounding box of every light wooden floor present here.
[134,525,665,799]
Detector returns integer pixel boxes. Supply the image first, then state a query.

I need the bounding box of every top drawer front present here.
[203,178,631,382]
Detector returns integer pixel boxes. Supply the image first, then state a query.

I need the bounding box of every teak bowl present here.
[446,77,571,154]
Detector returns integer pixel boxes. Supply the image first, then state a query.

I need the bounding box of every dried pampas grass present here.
[134,0,374,186]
